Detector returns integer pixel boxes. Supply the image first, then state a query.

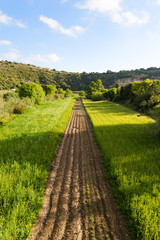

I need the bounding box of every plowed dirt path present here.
[27,100,131,240]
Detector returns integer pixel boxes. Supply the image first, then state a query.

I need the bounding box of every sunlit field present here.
[83,99,160,240]
[0,98,75,240]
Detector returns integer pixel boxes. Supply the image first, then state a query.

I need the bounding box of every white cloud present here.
[0,40,12,46]
[0,10,27,28]
[75,0,122,13]
[75,0,149,26]
[0,10,12,24]
[22,53,61,65]
[40,15,85,37]
[1,49,20,61]
[111,10,150,26]
[0,50,61,66]
[15,20,27,28]
[156,0,160,4]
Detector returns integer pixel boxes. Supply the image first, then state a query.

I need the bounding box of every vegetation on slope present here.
[1,60,160,91]
[0,98,75,240]
[83,99,160,240]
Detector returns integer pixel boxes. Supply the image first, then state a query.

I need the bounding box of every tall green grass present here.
[0,98,75,240]
[83,99,160,240]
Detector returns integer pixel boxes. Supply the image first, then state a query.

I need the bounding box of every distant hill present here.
[0,60,160,90]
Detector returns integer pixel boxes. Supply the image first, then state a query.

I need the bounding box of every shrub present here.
[91,91,103,101]
[4,97,34,115]
[103,89,108,99]
[58,88,65,95]
[107,87,118,101]
[79,90,85,97]
[119,84,133,102]
[19,82,45,104]
[56,88,65,99]
[3,92,19,101]
[43,85,57,96]
[65,88,73,97]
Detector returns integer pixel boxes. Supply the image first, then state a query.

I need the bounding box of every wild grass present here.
[0,98,75,240]
[83,99,160,240]
[0,90,11,115]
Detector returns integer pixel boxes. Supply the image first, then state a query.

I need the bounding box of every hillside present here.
[1,61,160,90]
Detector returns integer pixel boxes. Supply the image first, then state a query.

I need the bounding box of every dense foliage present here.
[86,79,105,100]
[19,82,45,104]
[105,79,160,112]
[43,85,57,96]
[1,61,160,91]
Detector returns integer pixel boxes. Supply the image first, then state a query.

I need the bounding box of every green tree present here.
[95,79,104,91]
[107,88,117,101]
[19,82,45,104]
[65,88,73,97]
[43,85,57,96]
[79,90,85,97]
[86,80,105,99]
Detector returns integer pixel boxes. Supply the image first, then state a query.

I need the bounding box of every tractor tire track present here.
[27,100,131,240]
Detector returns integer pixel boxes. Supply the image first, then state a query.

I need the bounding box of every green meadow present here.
[0,98,75,240]
[83,99,160,240]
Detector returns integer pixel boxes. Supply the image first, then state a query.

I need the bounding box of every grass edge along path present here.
[0,98,75,240]
[83,99,160,240]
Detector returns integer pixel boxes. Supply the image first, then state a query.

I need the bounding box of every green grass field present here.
[0,98,75,240]
[83,99,160,240]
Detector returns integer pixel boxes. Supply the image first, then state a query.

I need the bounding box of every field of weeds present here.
[83,99,160,240]
[0,98,75,239]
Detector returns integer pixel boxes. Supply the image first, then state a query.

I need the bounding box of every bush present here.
[3,92,19,101]
[19,82,45,104]
[103,89,108,99]
[65,88,73,97]
[107,88,118,101]
[4,97,34,115]
[43,85,57,96]
[56,88,65,99]
[91,91,103,101]
[79,90,85,97]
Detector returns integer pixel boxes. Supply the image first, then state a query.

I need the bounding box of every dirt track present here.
[27,100,130,240]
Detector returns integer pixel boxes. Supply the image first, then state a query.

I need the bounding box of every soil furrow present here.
[81,109,107,240]
[28,100,131,240]
[79,113,90,240]
[40,112,76,240]
[50,127,75,240]
[64,109,83,240]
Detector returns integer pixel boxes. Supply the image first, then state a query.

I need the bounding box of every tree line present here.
[1,60,160,91]
[86,79,160,112]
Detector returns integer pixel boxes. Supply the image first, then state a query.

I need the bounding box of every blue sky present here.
[0,0,160,73]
